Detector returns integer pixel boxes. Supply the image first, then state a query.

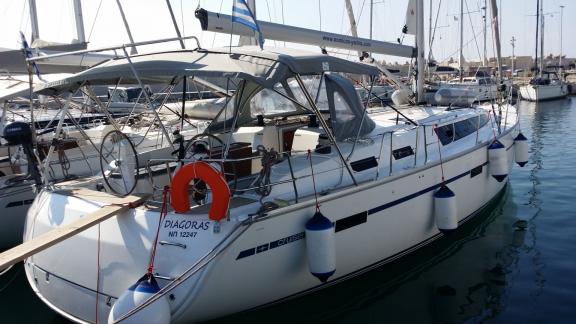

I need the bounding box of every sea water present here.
[1,98,575,323]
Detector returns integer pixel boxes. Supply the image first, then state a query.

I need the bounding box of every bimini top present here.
[35,46,380,95]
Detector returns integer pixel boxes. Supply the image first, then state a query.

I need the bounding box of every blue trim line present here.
[367,162,486,215]
[236,162,490,260]
[242,184,508,313]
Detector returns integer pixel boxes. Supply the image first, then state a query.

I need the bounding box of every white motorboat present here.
[22,46,527,323]
[434,75,498,105]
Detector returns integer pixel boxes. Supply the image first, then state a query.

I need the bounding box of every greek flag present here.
[232,0,264,49]
[19,31,45,81]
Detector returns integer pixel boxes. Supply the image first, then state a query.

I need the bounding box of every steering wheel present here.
[99,130,139,196]
[182,133,237,202]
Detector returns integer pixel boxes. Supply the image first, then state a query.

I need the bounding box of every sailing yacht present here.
[21,43,525,324]
[18,1,528,322]
[519,71,568,101]
[519,0,568,101]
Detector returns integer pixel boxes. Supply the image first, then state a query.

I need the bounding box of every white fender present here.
[488,140,508,182]
[305,211,336,283]
[514,133,529,167]
[434,185,458,233]
[108,275,170,324]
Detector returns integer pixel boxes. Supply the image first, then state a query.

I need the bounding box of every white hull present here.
[519,83,568,101]
[24,106,520,323]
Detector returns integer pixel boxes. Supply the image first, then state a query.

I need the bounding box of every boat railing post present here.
[376,131,388,180]
[286,153,299,203]
[423,125,428,164]
[414,126,419,167]
[389,131,394,176]
[121,47,175,151]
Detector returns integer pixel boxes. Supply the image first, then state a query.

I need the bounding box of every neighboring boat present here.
[434,74,498,105]
[22,45,524,323]
[519,71,568,101]
[519,0,568,102]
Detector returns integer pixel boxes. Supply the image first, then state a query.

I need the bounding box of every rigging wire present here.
[281,0,286,46]
[87,0,104,42]
[212,0,224,48]
[464,0,483,63]
[264,0,277,47]
[180,0,185,37]
[19,0,28,34]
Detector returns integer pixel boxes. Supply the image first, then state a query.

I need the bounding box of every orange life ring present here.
[170,161,230,221]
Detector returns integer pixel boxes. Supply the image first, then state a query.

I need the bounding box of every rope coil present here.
[254,145,279,198]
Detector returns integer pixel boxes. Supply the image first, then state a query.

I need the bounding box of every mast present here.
[534,0,539,78]
[482,0,487,66]
[115,0,138,54]
[344,0,363,59]
[72,0,86,44]
[370,0,373,41]
[29,0,40,43]
[539,0,544,77]
[459,0,464,82]
[511,36,516,76]
[416,0,425,102]
[489,0,502,83]
[428,0,432,60]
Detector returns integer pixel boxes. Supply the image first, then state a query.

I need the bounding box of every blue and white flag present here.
[19,31,45,81]
[232,0,264,49]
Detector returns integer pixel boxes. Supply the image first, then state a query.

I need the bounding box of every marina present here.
[1,97,574,323]
[0,0,575,323]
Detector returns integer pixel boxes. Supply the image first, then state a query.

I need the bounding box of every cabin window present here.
[434,124,454,145]
[392,146,414,160]
[454,118,478,140]
[287,76,329,111]
[250,85,298,118]
[479,113,489,128]
[333,91,355,124]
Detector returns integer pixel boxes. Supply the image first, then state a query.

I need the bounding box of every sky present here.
[0,0,573,65]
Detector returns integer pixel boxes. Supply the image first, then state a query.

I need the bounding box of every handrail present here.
[26,35,203,63]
